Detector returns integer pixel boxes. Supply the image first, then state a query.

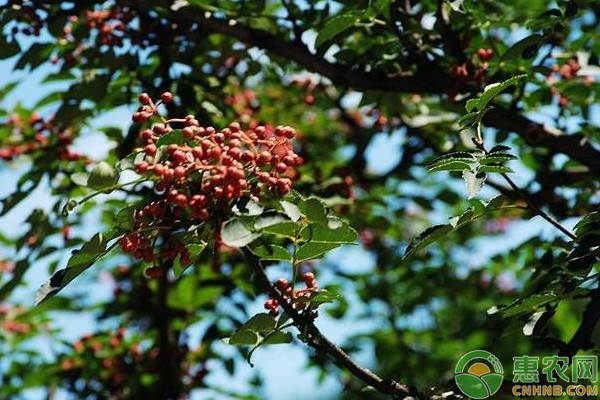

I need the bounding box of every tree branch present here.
[155,260,181,400]
[242,247,415,400]
[135,1,600,175]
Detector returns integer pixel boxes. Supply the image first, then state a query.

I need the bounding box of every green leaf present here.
[466,74,527,112]
[315,12,361,48]
[477,165,513,173]
[173,243,207,277]
[14,43,53,70]
[232,198,264,216]
[462,170,486,199]
[489,145,512,153]
[494,293,558,318]
[280,201,302,222]
[502,34,546,60]
[261,221,298,238]
[0,36,20,59]
[480,153,517,164]
[240,313,276,333]
[302,290,343,305]
[88,162,118,190]
[227,330,259,346]
[221,219,260,247]
[254,213,288,230]
[429,151,478,165]
[156,130,184,147]
[296,242,341,261]
[303,198,327,222]
[574,212,600,236]
[70,172,89,186]
[300,221,357,243]
[260,331,293,345]
[428,160,474,173]
[168,276,223,311]
[35,232,115,305]
[404,224,453,258]
[252,245,291,262]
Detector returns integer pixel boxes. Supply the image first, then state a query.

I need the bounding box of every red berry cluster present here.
[51,6,137,67]
[476,48,494,63]
[63,7,133,47]
[264,272,319,316]
[290,76,323,105]
[546,59,592,108]
[1,112,89,162]
[60,329,207,397]
[118,92,301,267]
[0,304,31,334]
[224,88,259,119]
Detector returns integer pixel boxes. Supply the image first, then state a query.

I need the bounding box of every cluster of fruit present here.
[1,112,89,162]
[118,92,301,266]
[60,328,208,397]
[264,272,318,316]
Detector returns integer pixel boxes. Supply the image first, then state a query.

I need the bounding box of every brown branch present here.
[155,261,182,400]
[484,107,600,175]
[242,247,415,400]
[475,142,577,240]
[161,5,442,93]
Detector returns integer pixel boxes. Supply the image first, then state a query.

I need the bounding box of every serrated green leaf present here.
[240,313,276,333]
[496,293,558,318]
[296,242,341,261]
[477,165,513,173]
[429,151,478,165]
[228,330,259,346]
[88,162,118,190]
[254,213,288,230]
[221,219,260,247]
[304,198,327,222]
[489,145,512,153]
[70,172,89,186]
[502,34,546,60]
[404,224,453,258]
[480,153,517,164]
[281,201,302,222]
[0,36,20,59]
[156,130,184,147]
[466,74,527,112]
[300,221,357,243]
[428,160,474,173]
[232,198,264,216]
[261,331,293,345]
[252,245,291,262]
[462,170,486,199]
[315,12,361,48]
[35,232,116,305]
[261,221,298,238]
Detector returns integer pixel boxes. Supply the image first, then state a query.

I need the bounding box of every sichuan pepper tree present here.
[1,0,600,399]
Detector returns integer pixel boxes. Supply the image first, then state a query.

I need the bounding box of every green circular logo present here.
[455,350,504,399]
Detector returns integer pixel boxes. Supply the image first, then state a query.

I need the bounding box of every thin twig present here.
[242,247,415,399]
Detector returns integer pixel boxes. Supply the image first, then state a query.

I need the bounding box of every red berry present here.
[139,93,151,104]
[161,92,174,103]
